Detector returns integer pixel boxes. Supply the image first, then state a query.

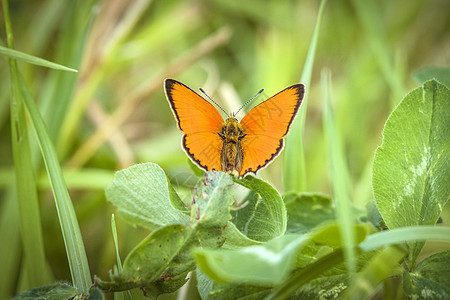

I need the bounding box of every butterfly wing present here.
[239,84,305,176]
[165,79,224,171]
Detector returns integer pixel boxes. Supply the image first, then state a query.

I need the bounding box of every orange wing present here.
[165,79,224,171]
[239,84,305,176]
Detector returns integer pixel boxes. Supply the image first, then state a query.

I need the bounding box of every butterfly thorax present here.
[218,116,246,176]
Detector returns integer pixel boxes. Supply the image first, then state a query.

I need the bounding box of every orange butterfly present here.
[164,79,305,177]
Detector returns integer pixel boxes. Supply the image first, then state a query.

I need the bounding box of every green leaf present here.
[196,222,371,287]
[194,171,234,228]
[123,224,190,283]
[233,175,286,241]
[0,191,21,300]
[195,234,310,285]
[359,226,450,251]
[287,274,348,300]
[96,224,191,292]
[321,69,357,276]
[6,39,50,288]
[344,246,407,300]
[19,72,92,292]
[403,250,450,299]
[372,80,450,267]
[266,249,345,300]
[105,163,190,229]
[12,282,77,300]
[310,222,373,247]
[99,171,234,298]
[284,0,328,192]
[285,192,334,234]
[0,45,78,72]
[87,287,104,300]
[414,66,450,88]
[222,221,262,249]
[197,268,270,300]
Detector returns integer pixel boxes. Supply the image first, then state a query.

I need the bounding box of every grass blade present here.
[0,46,77,72]
[18,71,92,293]
[351,0,404,107]
[111,214,132,300]
[3,0,51,289]
[39,0,95,144]
[284,0,327,192]
[344,246,407,300]
[360,226,450,251]
[12,62,93,291]
[321,69,356,276]
[0,188,22,298]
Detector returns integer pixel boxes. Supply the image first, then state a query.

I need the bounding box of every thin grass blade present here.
[0,46,77,72]
[321,69,356,276]
[3,0,52,289]
[284,0,327,192]
[19,72,92,293]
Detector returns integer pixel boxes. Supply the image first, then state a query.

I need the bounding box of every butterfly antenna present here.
[199,88,229,117]
[234,88,264,116]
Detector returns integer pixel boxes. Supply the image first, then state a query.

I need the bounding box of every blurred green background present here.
[1,0,449,298]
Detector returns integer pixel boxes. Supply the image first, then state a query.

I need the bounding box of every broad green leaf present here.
[414,66,450,88]
[194,171,234,228]
[267,246,379,300]
[86,287,104,300]
[196,222,371,287]
[195,234,310,285]
[359,226,450,251]
[373,80,450,267]
[0,45,78,72]
[233,175,286,241]
[266,249,345,300]
[12,282,77,300]
[197,268,270,300]
[310,222,373,248]
[403,250,450,299]
[105,163,189,229]
[365,200,386,230]
[99,171,233,298]
[97,224,191,292]
[285,192,334,233]
[222,222,262,249]
[123,224,190,284]
[286,274,348,300]
[344,246,407,300]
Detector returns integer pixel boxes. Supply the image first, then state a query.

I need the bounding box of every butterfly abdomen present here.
[219,117,245,176]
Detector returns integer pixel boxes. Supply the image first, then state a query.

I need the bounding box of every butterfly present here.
[164,79,305,177]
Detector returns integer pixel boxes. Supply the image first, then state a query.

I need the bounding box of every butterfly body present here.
[219,116,245,176]
[164,79,305,177]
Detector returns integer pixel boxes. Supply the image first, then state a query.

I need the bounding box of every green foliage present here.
[12,282,77,300]
[232,175,287,241]
[414,66,450,88]
[373,80,450,267]
[285,193,334,233]
[0,46,77,72]
[403,250,450,299]
[105,163,190,230]
[1,0,449,299]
